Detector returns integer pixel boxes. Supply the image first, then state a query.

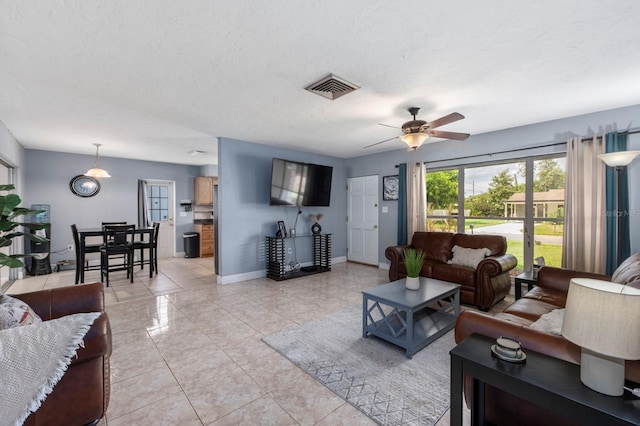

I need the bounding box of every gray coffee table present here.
[362,277,460,358]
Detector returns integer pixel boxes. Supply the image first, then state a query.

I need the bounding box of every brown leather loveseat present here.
[11,282,112,426]
[385,232,517,310]
[455,253,640,425]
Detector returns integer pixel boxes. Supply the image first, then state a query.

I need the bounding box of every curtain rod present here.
[394,128,640,166]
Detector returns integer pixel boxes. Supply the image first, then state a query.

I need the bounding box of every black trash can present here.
[184,232,200,258]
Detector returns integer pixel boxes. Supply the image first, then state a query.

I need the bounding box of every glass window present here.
[426,155,566,273]
[426,169,458,233]
[464,162,525,269]
[147,185,169,223]
[531,158,565,268]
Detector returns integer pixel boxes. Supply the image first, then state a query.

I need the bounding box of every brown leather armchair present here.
[386,232,517,310]
[11,283,111,426]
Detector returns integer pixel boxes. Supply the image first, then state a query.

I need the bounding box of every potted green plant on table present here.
[403,248,426,290]
[0,184,49,270]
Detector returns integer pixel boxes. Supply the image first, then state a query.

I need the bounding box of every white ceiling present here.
[2,1,640,166]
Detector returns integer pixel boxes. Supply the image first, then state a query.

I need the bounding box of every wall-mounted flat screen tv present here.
[270,158,333,206]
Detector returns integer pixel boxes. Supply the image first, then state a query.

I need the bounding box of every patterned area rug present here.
[263,305,455,425]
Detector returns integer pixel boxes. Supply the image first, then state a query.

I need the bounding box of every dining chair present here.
[101,221,127,262]
[133,222,160,277]
[100,224,135,286]
[70,224,102,284]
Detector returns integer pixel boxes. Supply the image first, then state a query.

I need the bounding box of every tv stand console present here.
[266,234,331,281]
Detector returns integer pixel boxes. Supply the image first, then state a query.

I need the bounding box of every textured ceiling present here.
[2,1,640,166]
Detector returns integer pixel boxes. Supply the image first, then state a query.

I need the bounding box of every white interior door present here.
[145,180,175,258]
[348,175,379,265]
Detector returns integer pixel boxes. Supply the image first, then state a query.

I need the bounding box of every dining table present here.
[77,227,154,283]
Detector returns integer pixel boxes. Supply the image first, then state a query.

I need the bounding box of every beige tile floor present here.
[8,258,492,425]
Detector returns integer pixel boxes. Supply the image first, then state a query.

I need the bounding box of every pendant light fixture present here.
[85,143,111,178]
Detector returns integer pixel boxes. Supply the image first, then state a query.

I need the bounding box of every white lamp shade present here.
[597,151,640,167]
[562,278,640,360]
[401,132,429,150]
[85,167,111,178]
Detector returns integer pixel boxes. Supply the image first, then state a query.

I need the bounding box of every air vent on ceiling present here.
[305,74,359,100]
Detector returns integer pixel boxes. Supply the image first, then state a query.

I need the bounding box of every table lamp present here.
[561,278,640,396]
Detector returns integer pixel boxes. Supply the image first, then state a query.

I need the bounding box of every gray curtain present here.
[562,136,606,273]
[407,162,427,237]
[137,179,150,228]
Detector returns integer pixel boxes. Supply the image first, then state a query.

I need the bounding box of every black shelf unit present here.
[28,227,52,276]
[266,234,331,281]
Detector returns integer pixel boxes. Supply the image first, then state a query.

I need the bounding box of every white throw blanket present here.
[529,308,564,335]
[0,312,101,426]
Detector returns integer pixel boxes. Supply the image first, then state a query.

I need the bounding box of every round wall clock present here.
[69,175,100,198]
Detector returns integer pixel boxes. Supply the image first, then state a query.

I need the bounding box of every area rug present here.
[263,305,455,425]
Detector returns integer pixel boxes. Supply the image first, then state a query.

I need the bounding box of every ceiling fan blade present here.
[428,112,465,129]
[362,136,399,149]
[378,123,400,129]
[429,130,470,141]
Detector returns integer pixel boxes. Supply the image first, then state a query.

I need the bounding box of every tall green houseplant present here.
[0,184,49,269]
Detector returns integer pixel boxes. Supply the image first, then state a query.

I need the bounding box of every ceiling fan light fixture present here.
[85,143,111,178]
[401,132,429,150]
[363,107,468,150]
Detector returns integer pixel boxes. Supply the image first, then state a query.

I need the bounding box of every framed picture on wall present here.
[276,220,287,238]
[383,175,399,201]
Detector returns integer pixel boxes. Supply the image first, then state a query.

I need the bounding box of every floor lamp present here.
[598,150,640,266]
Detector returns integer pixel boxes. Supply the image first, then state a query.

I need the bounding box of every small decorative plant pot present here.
[405,276,420,290]
[311,222,322,235]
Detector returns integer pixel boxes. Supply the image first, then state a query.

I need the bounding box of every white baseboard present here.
[217,270,265,285]
[378,262,390,270]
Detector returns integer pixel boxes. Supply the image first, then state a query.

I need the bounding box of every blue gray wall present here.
[23,149,201,266]
[346,104,640,264]
[217,137,346,282]
[8,104,640,282]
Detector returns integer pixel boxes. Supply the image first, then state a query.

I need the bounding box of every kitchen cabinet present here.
[194,176,217,205]
[195,223,214,257]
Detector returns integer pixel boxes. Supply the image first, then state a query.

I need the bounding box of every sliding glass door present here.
[426,155,566,273]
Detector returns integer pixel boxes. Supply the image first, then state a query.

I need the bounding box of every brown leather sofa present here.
[455,253,640,425]
[11,283,112,426]
[385,232,517,310]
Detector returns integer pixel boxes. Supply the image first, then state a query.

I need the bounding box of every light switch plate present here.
[179,212,187,217]
[382,206,389,213]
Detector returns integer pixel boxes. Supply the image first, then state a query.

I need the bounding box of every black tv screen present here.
[270,158,333,206]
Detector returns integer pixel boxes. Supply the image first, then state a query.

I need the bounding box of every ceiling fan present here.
[364,107,470,151]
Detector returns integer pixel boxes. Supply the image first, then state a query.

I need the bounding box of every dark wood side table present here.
[450,334,640,426]
[514,270,537,299]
